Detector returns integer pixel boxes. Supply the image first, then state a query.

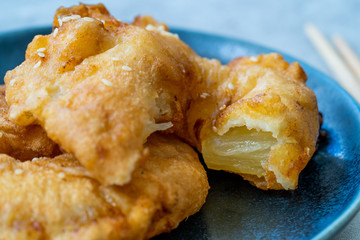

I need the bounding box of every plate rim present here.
[1,26,360,240]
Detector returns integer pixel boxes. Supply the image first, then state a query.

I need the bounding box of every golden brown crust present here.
[196,54,319,189]
[229,54,318,190]
[0,133,209,240]
[5,7,198,185]
[0,85,60,160]
[53,3,126,31]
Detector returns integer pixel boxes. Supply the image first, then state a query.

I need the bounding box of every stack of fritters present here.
[1,3,320,239]
[0,87,209,239]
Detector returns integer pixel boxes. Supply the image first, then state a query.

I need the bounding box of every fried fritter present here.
[5,6,199,185]
[0,133,209,240]
[0,85,60,160]
[189,54,319,190]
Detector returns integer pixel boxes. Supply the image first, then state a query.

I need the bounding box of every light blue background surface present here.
[0,1,359,239]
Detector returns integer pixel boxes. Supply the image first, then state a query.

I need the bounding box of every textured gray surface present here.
[0,0,359,239]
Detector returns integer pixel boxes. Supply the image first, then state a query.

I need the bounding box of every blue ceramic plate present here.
[0,27,359,240]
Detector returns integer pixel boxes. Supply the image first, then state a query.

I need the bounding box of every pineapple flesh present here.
[202,126,276,177]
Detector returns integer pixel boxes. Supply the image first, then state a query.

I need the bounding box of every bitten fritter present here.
[190,54,319,190]
[0,133,209,240]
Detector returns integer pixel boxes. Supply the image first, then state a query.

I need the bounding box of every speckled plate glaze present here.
[0,27,359,240]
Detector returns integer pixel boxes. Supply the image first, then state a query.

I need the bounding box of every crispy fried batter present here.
[0,85,60,160]
[0,133,209,240]
[5,7,198,185]
[189,54,319,190]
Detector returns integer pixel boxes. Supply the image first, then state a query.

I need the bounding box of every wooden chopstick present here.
[304,23,360,103]
[332,35,360,83]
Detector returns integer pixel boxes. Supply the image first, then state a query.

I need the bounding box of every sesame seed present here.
[61,17,70,22]
[158,25,166,31]
[111,57,120,61]
[58,172,65,178]
[200,93,210,98]
[219,105,226,111]
[32,157,39,162]
[33,60,41,69]
[101,79,113,87]
[37,48,46,52]
[9,79,16,86]
[122,66,132,71]
[53,28,59,37]
[58,18,63,27]
[227,83,234,90]
[145,24,156,31]
[62,15,81,22]
[160,31,179,39]
[95,18,106,24]
[145,24,165,32]
[250,56,258,62]
[212,126,218,132]
[37,52,45,58]
[145,24,178,39]
[0,132,3,138]
[83,17,94,22]
[14,169,23,175]
[305,147,310,155]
